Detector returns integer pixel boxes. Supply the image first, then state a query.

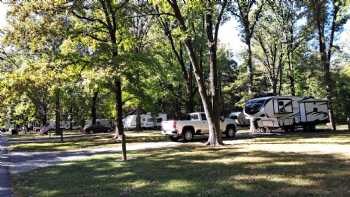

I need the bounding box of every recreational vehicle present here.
[123,113,167,130]
[244,96,329,132]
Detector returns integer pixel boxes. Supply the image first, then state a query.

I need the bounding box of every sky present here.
[0,3,349,63]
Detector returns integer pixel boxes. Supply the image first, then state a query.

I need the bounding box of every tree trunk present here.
[185,67,194,113]
[168,0,224,146]
[135,108,142,131]
[205,7,223,146]
[317,12,336,131]
[114,78,127,161]
[287,51,295,96]
[69,104,73,130]
[272,77,278,96]
[247,39,254,94]
[55,88,63,142]
[91,90,99,126]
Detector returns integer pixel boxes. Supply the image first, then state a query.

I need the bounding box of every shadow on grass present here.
[8,132,169,152]
[12,145,350,197]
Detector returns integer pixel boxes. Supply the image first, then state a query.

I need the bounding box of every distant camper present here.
[123,113,167,130]
[244,96,329,132]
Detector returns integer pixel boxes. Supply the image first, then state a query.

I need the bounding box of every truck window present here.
[190,114,199,120]
[201,114,207,121]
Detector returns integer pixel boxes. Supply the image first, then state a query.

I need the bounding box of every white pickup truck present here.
[161,112,237,142]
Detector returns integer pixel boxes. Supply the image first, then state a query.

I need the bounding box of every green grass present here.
[12,131,350,197]
[5,129,83,140]
[8,131,167,152]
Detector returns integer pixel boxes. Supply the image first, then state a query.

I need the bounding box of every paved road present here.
[9,141,182,174]
[0,135,12,197]
[6,131,279,175]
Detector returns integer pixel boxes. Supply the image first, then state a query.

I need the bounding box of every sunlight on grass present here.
[161,180,196,192]
[232,174,317,186]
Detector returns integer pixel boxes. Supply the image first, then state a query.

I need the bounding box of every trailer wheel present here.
[183,129,194,142]
[303,124,316,132]
[226,126,236,138]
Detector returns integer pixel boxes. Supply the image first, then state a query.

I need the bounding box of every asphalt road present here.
[0,135,12,197]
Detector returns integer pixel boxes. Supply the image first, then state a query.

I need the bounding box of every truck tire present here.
[226,126,236,138]
[169,136,179,142]
[183,129,194,142]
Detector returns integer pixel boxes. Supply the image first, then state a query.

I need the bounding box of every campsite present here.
[1,1,350,196]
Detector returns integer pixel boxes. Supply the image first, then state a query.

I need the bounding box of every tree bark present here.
[205,8,223,145]
[135,108,142,131]
[91,90,99,126]
[114,78,127,160]
[247,39,254,94]
[55,88,63,142]
[287,51,295,96]
[316,2,336,131]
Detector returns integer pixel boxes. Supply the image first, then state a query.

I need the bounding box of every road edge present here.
[0,135,12,197]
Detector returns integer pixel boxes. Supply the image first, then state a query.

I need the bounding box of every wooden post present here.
[347,116,350,132]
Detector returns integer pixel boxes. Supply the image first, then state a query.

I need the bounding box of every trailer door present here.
[300,103,306,122]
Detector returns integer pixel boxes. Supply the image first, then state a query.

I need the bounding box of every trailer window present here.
[277,99,293,113]
[201,114,207,121]
[245,98,270,115]
[147,118,154,122]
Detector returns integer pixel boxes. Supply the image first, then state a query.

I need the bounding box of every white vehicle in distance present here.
[123,113,167,130]
[161,112,237,142]
[229,111,250,126]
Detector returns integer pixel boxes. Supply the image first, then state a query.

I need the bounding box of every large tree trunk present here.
[55,88,63,142]
[287,51,295,96]
[91,90,99,125]
[167,0,224,146]
[205,9,223,145]
[317,10,336,131]
[114,78,127,160]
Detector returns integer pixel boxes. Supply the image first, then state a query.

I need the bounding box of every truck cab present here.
[161,112,237,142]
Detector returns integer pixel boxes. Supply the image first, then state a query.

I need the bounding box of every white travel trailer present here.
[123,113,167,130]
[244,96,329,131]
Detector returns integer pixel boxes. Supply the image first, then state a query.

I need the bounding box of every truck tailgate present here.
[161,120,176,131]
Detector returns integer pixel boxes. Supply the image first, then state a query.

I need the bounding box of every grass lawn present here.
[8,131,167,152]
[12,131,350,197]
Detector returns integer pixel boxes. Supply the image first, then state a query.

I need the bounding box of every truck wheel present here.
[183,129,194,142]
[169,136,178,142]
[226,126,236,138]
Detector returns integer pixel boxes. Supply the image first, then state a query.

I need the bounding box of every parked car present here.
[9,127,19,135]
[83,119,113,134]
[161,112,237,142]
[229,111,250,126]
